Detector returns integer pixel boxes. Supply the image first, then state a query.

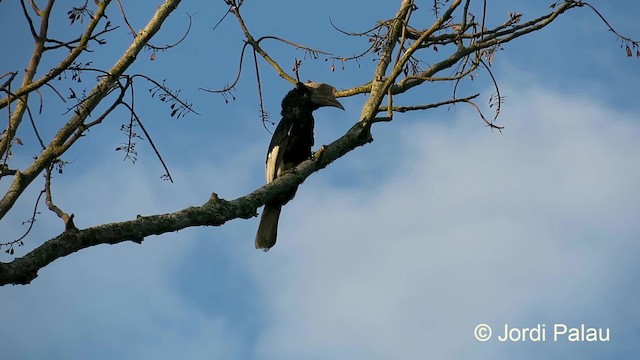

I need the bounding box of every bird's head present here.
[303,82,344,111]
[280,82,344,116]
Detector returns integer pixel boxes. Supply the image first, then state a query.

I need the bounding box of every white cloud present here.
[1,82,638,359]
[249,84,640,359]
[0,151,255,359]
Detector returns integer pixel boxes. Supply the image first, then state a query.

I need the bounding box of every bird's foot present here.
[312,145,326,160]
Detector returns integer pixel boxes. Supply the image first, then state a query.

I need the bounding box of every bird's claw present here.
[312,145,326,160]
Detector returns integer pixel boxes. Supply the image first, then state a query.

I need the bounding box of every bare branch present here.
[116,0,193,52]
[253,49,271,129]
[579,1,639,57]
[358,0,418,122]
[480,58,503,123]
[1,0,635,285]
[257,36,333,57]
[24,98,46,150]
[134,75,199,118]
[0,118,374,285]
[227,1,297,85]
[377,93,480,114]
[146,13,193,52]
[0,190,44,255]
[43,25,118,51]
[0,72,18,91]
[199,41,248,98]
[120,101,174,183]
[20,0,39,39]
[45,162,76,231]
[461,99,504,130]
[0,0,182,221]
[0,0,110,111]
[0,0,56,162]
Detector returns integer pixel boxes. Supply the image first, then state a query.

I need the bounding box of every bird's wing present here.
[265,121,293,183]
[265,144,280,183]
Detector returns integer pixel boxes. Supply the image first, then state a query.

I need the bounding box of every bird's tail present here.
[255,204,282,251]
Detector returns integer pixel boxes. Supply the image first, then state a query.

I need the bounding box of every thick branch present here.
[0,0,621,287]
[0,0,55,163]
[387,0,463,89]
[0,120,373,285]
[358,0,415,122]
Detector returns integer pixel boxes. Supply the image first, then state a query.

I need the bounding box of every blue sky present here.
[1,1,639,359]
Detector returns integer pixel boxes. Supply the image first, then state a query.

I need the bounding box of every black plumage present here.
[255,82,343,250]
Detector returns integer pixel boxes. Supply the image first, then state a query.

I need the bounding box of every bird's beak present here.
[305,82,345,110]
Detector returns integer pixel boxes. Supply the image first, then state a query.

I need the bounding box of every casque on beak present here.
[305,82,345,110]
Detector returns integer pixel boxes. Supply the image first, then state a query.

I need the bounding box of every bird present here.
[255,81,344,251]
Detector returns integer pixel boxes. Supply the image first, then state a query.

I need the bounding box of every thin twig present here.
[252,49,271,130]
[121,103,174,182]
[461,99,504,130]
[45,162,76,230]
[377,93,480,114]
[479,58,503,122]
[0,190,45,251]
[580,1,639,46]
[24,100,46,150]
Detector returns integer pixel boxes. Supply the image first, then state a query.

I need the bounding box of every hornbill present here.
[255,82,344,250]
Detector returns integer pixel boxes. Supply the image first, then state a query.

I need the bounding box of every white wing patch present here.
[265,145,279,183]
[265,123,294,183]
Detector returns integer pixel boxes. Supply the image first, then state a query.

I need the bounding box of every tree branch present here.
[228,1,297,85]
[377,93,479,114]
[358,0,416,123]
[0,0,110,111]
[0,119,373,285]
[1,0,631,286]
[0,0,182,221]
